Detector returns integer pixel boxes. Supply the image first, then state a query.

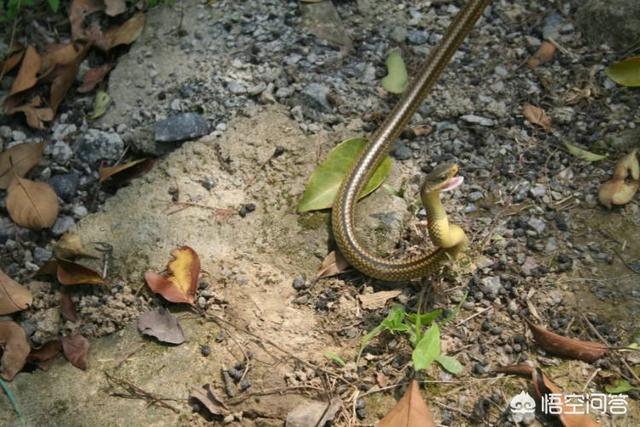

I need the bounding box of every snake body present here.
[332,0,491,281]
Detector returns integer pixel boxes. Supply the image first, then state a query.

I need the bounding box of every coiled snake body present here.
[331,0,491,281]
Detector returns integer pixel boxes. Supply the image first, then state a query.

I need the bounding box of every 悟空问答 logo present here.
[510,391,536,414]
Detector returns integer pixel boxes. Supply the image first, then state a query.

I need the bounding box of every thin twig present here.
[455,306,493,327]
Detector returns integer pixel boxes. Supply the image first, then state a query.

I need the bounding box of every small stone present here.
[227,81,247,95]
[247,82,266,96]
[155,113,210,143]
[52,123,77,141]
[527,218,546,234]
[390,26,408,43]
[292,276,307,290]
[480,276,502,298]
[407,30,428,45]
[50,141,73,164]
[392,141,412,160]
[51,216,75,236]
[75,129,124,164]
[72,205,88,218]
[48,173,80,202]
[200,344,211,357]
[33,247,52,265]
[529,184,546,198]
[11,130,26,141]
[461,115,495,126]
[0,126,11,139]
[300,83,331,112]
[238,203,256,218]
[468,191,483,202]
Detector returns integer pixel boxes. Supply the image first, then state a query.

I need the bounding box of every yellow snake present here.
[332,0,491,281]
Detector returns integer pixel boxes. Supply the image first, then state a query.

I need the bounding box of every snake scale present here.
[332,0,492,281]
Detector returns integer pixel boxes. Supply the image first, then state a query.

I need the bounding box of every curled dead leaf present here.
[53,232,97,260]
[379,379,435,427]
[522,103,551,132]
[92,13,146,51]
[61,334,90,370]
[358,290,402,310]
[0,141,45,189]
[99,158,155,186]
[78,63,114,93]
[48,43,90,114]
[104,0,127,16]
[40,43,82,76]
[190,384,230,418]
[60,292,78,322]
[144,246,200,304]
[56,259,104,286]
[525,319,608,363]
[527,41,556,69]
[0,269,33,315]
[0,48,25,80]
[69,0,104,41]
[7,46,40,96]
[137,308,185,345]
[0,321,30,380]
[6,177,60,230]
[27,340,62,364]
[315,250,350,281]
[598,149,639,208]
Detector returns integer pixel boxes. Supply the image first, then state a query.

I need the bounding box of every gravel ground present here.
[0,0,639,425]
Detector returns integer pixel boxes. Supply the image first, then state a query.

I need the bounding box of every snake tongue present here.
[441,176,464,192]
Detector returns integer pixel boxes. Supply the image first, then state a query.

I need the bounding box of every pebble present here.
[75,129,124,164]
[227,81,247,95]
[529,184,546,198]
[33,247,52,265]
[460,115,495,126]
[50,141,74,164]
[155,113,210,143]
[48,173,80,202]
[527,218,546,234]
[392,141,412,160]
[300,83,332,112]
[12,130,26,141]
[389,26,408,43]
[51,216,75,236]
[407,30,428,45]
[480,276,502,298]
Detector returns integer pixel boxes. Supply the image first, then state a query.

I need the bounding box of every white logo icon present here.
[510,391,536,414]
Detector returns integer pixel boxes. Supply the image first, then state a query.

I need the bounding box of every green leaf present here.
[47,0,60,12]
[605,56,640,87]
[382,49,408,94]
[358,306,407,360]
[297,137,392,212]
[324,351,346,367]
[435,355,463,374]
[407,309,442,327]
[89,91,111,120]
[412,324,440,372]
[605,379,635,394]
[564,142,607,162]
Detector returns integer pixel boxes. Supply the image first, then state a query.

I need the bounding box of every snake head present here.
[420,163,464,196]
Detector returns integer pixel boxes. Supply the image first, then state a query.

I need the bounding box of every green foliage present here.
[297,137,392,212]
[324,351,346,367]
[605,379,636,394]
[358,305,463,375]
[606,56,640,87]
[382,49,408,94]
[1,0,59,22]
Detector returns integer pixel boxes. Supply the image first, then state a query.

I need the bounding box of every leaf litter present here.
[137,308,185,345]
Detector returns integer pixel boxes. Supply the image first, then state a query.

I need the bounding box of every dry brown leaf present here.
[8,46,40,96]
[526,319,608,363]
[527,41,557,69]
[190,384,230,417]
[144,246,200,304]
[78,63,114,93]
[0,321,30,380]
[599,149,639,208]
[0,269,33,315]
[69,0,104,41]
[53,233,97,260]
[60,292,78,321]
[358,290,402,310]
[40,43,82,76]
[27,340,62,363]
[56,259,105,286]
[379,379,436,427]
[6,104,54,129]
[0,49,25,80]
[61,334,89,370]
[495,362,601,427]
[99,158,155,186]
[137,308,185,345]
[104,0,127,16]
[49,43,90,113]
[522,103,551,132]
[315,250,350,280]
[6,177,60,230]
[0,141,45,189]
[93,13,146,51]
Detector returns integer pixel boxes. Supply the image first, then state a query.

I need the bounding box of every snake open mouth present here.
[441,176,464,192]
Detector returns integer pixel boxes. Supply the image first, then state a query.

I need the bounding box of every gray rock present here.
[0,217,15,244]
[51,216,75,236]
[155,113,210,143]
[542,13,564,40]
[50,141,73,164]
[52,123,77,141]
[392,141,412,160]
[407,30,428,45]
[33,247,52,265]
[0,126,11,139]
[480,276,502,298]
[576,0,640,49]
[468,191,483,202]
[48,173,80,202]
[75,129,124,164]
[300,83,332,112]
[12,130,26,141]
[461,115,495,127]
[529,184,546,198]
[390,26,408,43]
[527,218,546,234]
[227,81,247,95]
